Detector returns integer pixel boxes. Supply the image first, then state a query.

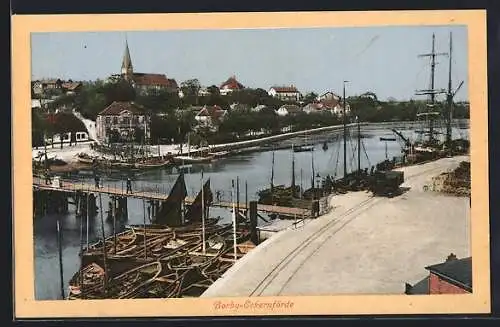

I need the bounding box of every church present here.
[109,40,179,96]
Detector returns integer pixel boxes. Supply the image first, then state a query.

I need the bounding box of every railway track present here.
[248,196,382,296]
[247,157,465,296]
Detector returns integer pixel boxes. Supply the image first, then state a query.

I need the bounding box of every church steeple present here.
[121,38,133,78]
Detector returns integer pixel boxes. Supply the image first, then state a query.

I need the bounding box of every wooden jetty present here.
[32,176,311,218]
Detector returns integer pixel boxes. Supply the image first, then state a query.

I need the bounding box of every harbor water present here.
[34,123,469,300]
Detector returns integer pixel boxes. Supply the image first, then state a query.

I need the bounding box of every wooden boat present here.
[144,267,186,298]
[293,144,315,152]
[210,151,230,159]
[201,249,237,282]
[134,158,170,169]
[172,155,214,164]
[109,261,163,299]
[70,261,163,299]
[168,235,226,272]
[67,262,105,300]
[76,153,95,164]
[81,229,138,257]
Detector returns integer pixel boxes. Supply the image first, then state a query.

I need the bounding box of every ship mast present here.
[445,32,465,155]
[416,33,447,144]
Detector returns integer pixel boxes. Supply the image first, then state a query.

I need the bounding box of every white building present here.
[96,101,150,143]
[268,85,301,102]
[276,104,302,116]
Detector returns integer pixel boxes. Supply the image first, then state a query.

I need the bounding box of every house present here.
[195,105,227,131]
[315,92,351,117]
[405,254,472,295]
[303,102,328,114]
[229,103,251,113]
[32,79,63,96]
[119,40,179,95]
[251,104,270,113]
[61,81,83,95]
[95,101,150,143]
[198,87,212,97]
[268,85,301,102]
[276,104,302,116]
[219,75,244,96]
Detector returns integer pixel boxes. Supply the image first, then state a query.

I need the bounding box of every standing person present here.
[45,169,51,185]
[126,176,132,194]
[94,174,100,189]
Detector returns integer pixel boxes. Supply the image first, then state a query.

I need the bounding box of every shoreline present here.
[33,120,470,174]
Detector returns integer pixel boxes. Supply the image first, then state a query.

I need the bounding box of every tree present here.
[180,79,201,105]
[101,79,136,103]
[135,89,180,114]
[303,92,318,104]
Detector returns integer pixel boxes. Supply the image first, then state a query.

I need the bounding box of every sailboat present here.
[293,130,315,152]
[172,133,215,165]
[394,32,468,163]
[257,146,301,210]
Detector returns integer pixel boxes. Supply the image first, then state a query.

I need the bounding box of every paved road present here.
[202,156,470,297]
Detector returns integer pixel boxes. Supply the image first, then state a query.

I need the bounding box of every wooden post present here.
[56,220,65,299]
[98,193,108,294]
[86,192,90,248]
[245,180,248,221]
[236,177,240,223]
[79,202,85,292]
[113,199,117,254]
[249,201,259,245]
[143,199,147,260]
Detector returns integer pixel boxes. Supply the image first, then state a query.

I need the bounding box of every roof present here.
[122,40,133,71]
[279,104,302,113]
[303,102,325,111]
[406,276,429,295]
[61,82,82,91]
[197,105,226,120]
[131,73,178,88]
[425,256,472,292]
[270,85,299,93]
[220,76,244,90]
[319,91,340,99]
[98,101,145,116]
[320,98,340,109]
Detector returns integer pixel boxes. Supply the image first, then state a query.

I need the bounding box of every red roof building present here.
[220,75,244,95]
[120,40,179,95]
[268,85,301,102]
[96,101,150,143]
[195,105,227,130]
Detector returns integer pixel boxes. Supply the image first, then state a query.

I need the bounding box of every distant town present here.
[31,40,469,148]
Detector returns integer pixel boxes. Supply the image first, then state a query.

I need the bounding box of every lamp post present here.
[315,173,321,198]
[342,80,350,182]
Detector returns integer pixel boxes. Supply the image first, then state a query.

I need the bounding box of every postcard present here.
[12,10,489,318]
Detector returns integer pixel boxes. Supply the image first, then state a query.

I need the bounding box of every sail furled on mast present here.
[153,173,188,226]
[185,179,213,223]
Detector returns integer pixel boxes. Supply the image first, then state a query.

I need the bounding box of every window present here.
[105,117,111,125]
[113,117,118,124]
[122,117,130,126]
[64,134,70,140]
[133,116,139,124]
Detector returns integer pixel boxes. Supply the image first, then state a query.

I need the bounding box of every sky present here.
[31,25,469,101]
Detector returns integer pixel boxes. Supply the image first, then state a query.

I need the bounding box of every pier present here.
[32,176,312,218]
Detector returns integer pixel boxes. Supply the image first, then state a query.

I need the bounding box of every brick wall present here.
[429,273,469,294]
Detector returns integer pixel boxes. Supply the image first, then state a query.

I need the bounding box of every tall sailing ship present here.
[395,32,469,163]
